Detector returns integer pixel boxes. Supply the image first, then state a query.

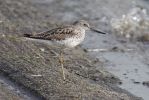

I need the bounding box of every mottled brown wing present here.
[29,26,75,40]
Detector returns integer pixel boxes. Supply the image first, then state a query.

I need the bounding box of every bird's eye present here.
[83,23,89,28]
[84,23,89,27]
[83,24,87,26]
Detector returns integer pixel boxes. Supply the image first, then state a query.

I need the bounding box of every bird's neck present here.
[74,25,86,31]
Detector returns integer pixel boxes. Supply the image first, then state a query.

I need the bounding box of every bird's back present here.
[24,25,86,48]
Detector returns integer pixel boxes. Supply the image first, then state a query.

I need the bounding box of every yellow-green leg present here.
[59,50,66,80]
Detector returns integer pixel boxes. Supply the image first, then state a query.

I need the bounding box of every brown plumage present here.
[24,20,107,47]
[24,26,79,41]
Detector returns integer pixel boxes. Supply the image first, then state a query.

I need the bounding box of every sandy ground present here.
[0,0,148,100]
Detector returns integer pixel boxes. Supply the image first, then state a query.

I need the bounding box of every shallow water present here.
[82,32,149,100]
[102,51,149,100]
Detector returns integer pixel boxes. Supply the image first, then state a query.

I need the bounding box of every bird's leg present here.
[59,50,66,80]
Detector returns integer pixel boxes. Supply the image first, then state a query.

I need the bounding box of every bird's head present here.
[73,20,107,34]
[73,20,90,30]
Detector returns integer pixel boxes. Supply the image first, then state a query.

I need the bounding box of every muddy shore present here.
[0,0,142,100]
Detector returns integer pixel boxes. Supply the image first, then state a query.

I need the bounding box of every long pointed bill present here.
[90,27,107,34]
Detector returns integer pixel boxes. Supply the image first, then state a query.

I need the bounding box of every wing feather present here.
[28,26,76,40]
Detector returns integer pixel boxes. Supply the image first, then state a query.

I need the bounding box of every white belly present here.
[57,32,85,48]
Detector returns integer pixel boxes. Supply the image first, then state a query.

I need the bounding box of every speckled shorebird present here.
[24,20,107,80]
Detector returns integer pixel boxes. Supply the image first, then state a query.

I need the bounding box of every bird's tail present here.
[23,33,33,38]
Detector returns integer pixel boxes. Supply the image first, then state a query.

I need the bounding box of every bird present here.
[24,20,107,80]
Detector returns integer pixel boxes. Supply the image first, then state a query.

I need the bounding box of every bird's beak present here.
[90,27,107,34]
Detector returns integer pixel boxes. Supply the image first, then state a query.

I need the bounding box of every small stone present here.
[40,48,45,52]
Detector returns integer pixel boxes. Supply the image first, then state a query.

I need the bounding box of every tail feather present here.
[23,34,33,38]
